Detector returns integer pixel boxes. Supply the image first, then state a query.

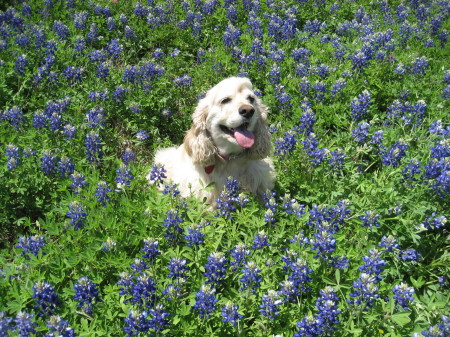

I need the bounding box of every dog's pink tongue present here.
[234,129,255,148]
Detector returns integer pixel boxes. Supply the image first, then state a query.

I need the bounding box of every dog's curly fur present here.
[151,77,275,206]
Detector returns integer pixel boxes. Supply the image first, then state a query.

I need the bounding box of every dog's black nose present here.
[239,104,255,119]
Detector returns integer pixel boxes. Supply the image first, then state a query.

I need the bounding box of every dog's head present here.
[184,77,271,166]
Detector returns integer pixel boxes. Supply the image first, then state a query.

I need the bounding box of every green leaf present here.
[391,312,411,326]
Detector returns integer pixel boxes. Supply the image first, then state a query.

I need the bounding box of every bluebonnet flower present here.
[298,76,310,95]
[74,11,89,30]
[297,107,316,135]
[352,122,370,145]
[107,17,116,31]
[130,258,147,274]
[122,148,135,166]
[124,25,136,39]
[15,34,30,48]
[392,283,414,311]
[226,5,238,21]
[112,85,128,103]
[259,290,283,320]
[193,284,218,319]
[331,78,347,97]
[402,158,422,182]
[413,316,450,337]
[70,172,88,194]
[140,238,160,262]
[148,304,170,333]
[16,235,46,259]
[136,130,150,141]
[102,237,116,252]
[314,64,332,79]
[274,130,298,158]
[279,280,299,303]
[163,208,184,242]
[53,21,69,40]
[0,312,12,336]
[33,111,47,129]
[162,182,180,198]
[378,235,400,252]
[168,257,188,280]
[370,130,384,146]
[315,286,341,332]
[295,315,321,337]
[247,13,264,39]
[66,201,88,230]
[95,181,113,206]
[5,106,25,130]
[304,19,327,35]
[204,252,227,286]
[350,90,371,120]
[173,74,192,87]
[41,150,58,175]
[274,85,292,109]
[269,64,281,85]
[132,274,157,307]
[252,230,270,249]
[57,156,75,177]
[73,37,86,55]
[223,23,241,48]
[285,257,313,292]
[411,56,428,75]
[62,66,85,83]
[359,249,387,283]
[360,210,381,229]
[64,124,77,140]
[95,62,109,79]
[352,50,369,71]
[221,302,243,327]
[386,99,427,127]
[32,281,59,316]
[349,273,380,307]
[381,140,408,167]
[263,190,277,213]
[5,144,20,170]
[74,276,100,315]
[85,106,105,128]
[86,23,99,43]
[45,315,76,337]
[85,131,103,164]
[185,222,205,247]
[14,312,37,337]
[419,214,447,231]
[107,38,122,58]
[162,284,183,301]
[230,242,250,271]
[312,81,327,102]
[239,261,262,291]
[302,133,329,166]
[328,148,345,171]
[123,309,149,337]
[15,55,28,75]
[443,85,450,99]
[216,177,249,219]
[398,248,421,262]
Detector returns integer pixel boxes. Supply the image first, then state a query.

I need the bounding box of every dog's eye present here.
[247,96,255,104]
[220,97,232,104]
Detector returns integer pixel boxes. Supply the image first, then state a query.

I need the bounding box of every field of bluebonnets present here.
[1,0,449,336]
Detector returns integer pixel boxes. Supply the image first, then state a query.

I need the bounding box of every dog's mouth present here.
[219,122,255,148]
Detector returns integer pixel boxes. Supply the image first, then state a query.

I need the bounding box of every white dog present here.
[152,77,275,206]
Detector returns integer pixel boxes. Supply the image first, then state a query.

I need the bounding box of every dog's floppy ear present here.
[183,97,216,166]
[247,97,271,160]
